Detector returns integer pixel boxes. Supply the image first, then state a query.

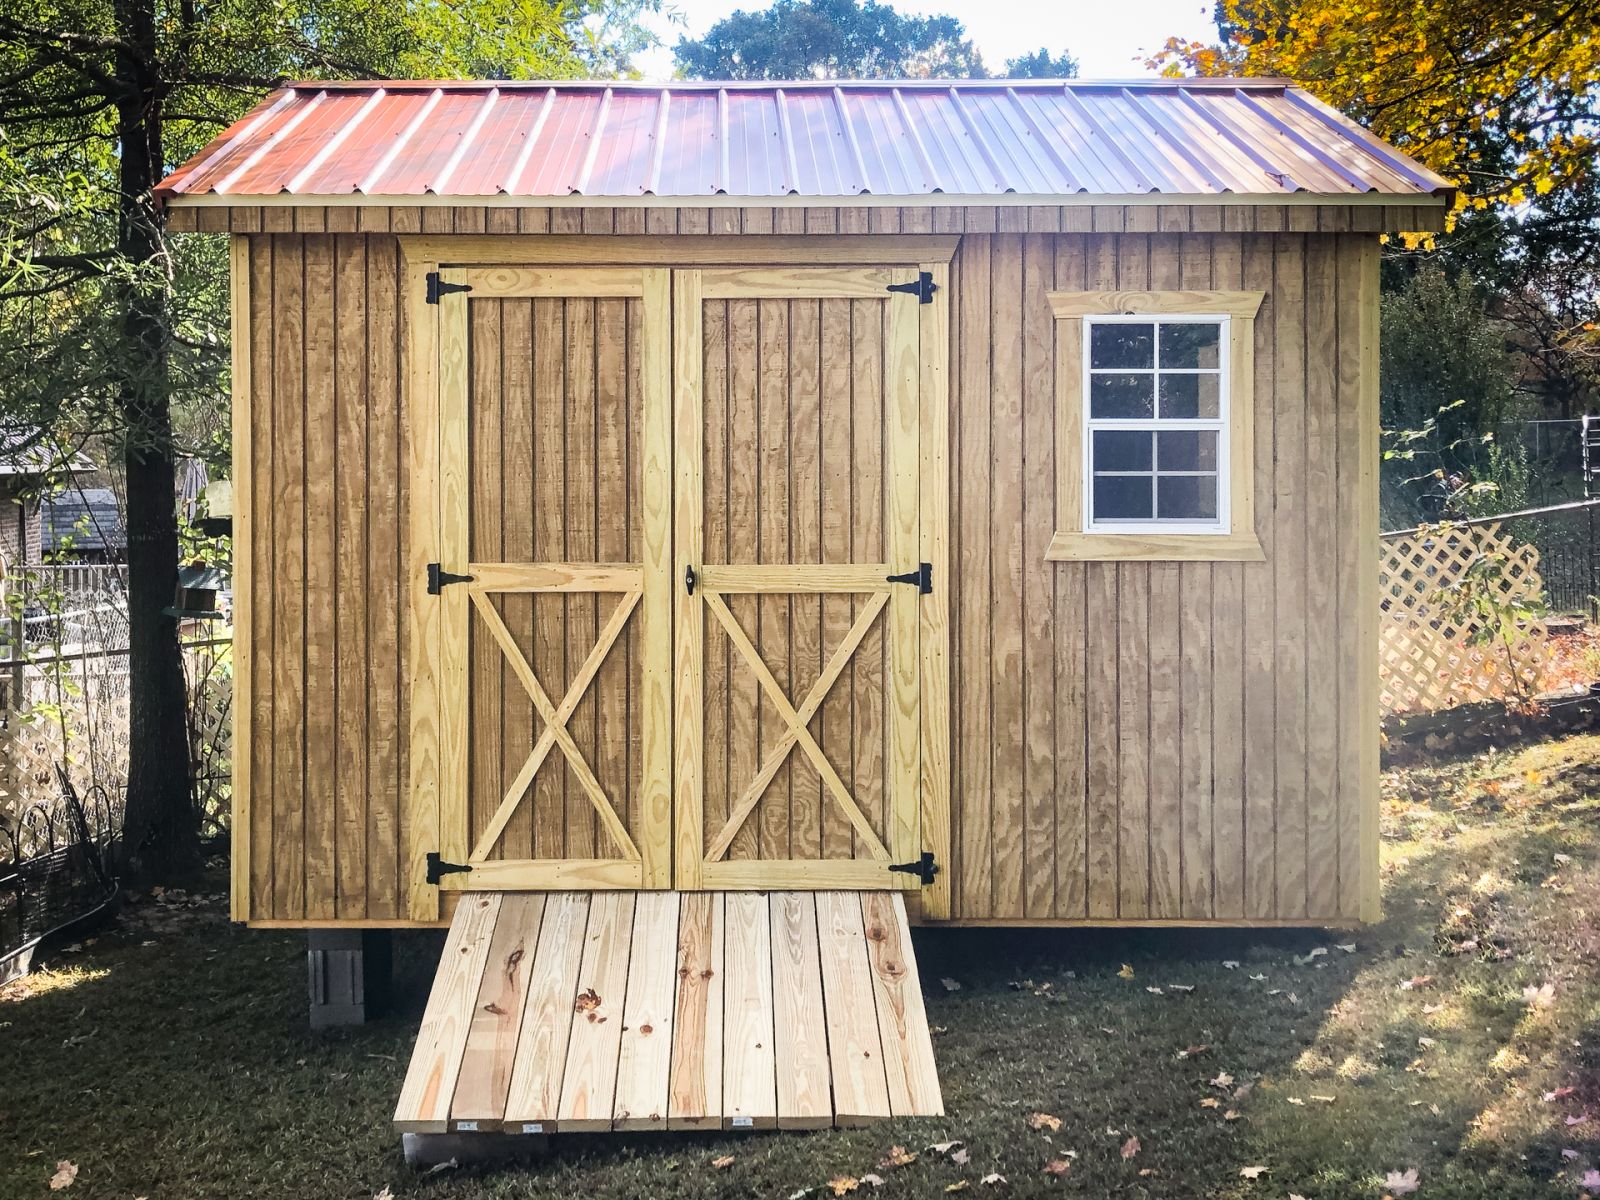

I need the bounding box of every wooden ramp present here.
[394,891,943,1134]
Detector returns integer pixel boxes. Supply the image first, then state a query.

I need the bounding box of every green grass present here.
[6,732,1600,1199]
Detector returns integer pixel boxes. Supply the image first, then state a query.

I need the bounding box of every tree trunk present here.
[113,0,203,887]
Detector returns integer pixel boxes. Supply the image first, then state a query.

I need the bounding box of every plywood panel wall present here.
[945,231,1374,924]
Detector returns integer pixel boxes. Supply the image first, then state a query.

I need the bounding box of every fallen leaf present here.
[1291,1195,1308,1200]
[879,1146,918,1170]
[1581,1168,1600,1192]
[1250,973,1267,982]
[980,1173,1007,1186]
[1120,1136,1141,1160]
[1311,1095,1336,1104]
[1177,1044,1210,1059]
[1169,984,1195,994]
[374,1189,393,1200]
[1554,853,1572,865]
[49,1162,78,1191]
[1238,1165,1268,1180]
[712,1155,735,1170]
[1210,1072,1235,1089]
[1223,960,1240,969]
[1399,975,1434,991]
[1417,1037,1437,1049]
[1422,1003,1444,1014]
[945,1183,969,1193]
[940,978,962,992]
[1200,1097,1221,1109]
[1566,1115,1589,1126]
[828,1177,860,1196]
[1146,986,1165,996]
[953,1148,971,1165]
[860,1175,885,1188]
[1028,1112,1062,1132]
[1043,1158,1071,1177]
[1287,1097,1305,1106]
[1545,1087,1576,1103]
[1336,943,1357,953]
[1294,948,1328,965]
[424,1158,459,1177]
[1562,1150,1579,1161]
[1223,1109,1240,1121]
[1384,1167,1420,1195]
[1117,964,1135,980]
[1523,983,1556,1008]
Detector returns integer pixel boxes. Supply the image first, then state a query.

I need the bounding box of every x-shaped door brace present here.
[702,590,892,863]
[467,589,643,863]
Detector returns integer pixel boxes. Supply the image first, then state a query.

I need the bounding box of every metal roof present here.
[158,79,1453,204]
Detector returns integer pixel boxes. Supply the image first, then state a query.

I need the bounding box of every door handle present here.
[685,564,697,595]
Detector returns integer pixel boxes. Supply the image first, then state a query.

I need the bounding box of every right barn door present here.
[674,268,925,890]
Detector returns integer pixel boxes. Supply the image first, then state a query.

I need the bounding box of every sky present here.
[635,0,1220,80]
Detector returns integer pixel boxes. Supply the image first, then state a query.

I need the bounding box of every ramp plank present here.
[395,893,502,1133]
[861,891,944,1116]
[503,892,589,1130]
[721,891,777,1129]
[667,892,724,1129]
[771,892,832,1128]
[450,893,545,1129]
[613,891,682,1130]
[815,890,891,1124]
[399,889,939,1136]
[557,892,637,1130]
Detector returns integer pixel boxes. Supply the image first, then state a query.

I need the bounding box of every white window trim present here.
[1082,313,1231,536]
[1045,289,1266,563]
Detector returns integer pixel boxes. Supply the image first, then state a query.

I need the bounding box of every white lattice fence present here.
[1379,521,1550,715]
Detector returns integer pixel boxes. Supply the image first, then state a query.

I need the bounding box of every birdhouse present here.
[196,478,234,538]
[164,560,226,620]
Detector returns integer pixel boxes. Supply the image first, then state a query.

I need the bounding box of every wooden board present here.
[397,889,943,1134]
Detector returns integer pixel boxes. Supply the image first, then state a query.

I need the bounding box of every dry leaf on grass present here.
[940,978,962,992]
[1146,986,1164,996]
[946,1183,969,1193]
[828,1177,860,1196]
[1399,975,1434,991]
[1200,1098,1222,1109]
[1210,1072,1235,1089]
[1177,1044,1210,1059]
[49,1162,78,1191]
[1383,1167,1420,1195]
[1223,960,1240,969]
[879,1146,918,1170]
[1042,1158,1071,1177]
[712,1155,736,1170]
[1238,1165,1268,1180]
[1579,1168,1600,1192]
[1120,1136,1141,1160]
[980,1173,1007,1186]
[1028,1112,1062,1132]
[953,1148,971,1165]
[1117,964,1135,979]
[374,1189,393,1200]
[1223,1109,1241,1121]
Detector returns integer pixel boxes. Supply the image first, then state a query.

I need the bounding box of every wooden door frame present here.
[401,237,952,920]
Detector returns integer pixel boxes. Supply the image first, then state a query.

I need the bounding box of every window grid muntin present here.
[1083,313,1230,534]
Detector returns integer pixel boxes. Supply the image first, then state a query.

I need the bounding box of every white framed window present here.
[1083,314,1230,534]
[1046,290,1266,563]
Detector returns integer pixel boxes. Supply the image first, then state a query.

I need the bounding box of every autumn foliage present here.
[1154,1,1600,220]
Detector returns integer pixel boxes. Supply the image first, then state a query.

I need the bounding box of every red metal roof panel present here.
[157,79,1455,203]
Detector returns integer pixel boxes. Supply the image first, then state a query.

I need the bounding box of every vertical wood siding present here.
[237,225,1373,926]
[245,234,408,921]
[946,231,1372,923]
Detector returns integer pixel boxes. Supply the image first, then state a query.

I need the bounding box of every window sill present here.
[1045,530,1265,563]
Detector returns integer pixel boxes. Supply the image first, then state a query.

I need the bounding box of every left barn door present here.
[433,267,673,891]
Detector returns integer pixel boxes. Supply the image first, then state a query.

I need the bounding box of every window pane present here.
[1093,475,1153,520]
[1156,429,1218,472]
[1158,373,1221,418]
[1092,429,1152,472]
[1156,474,1218,520]
[1090,322,1155,370]
[1089,373,1155,418]
[1160,321,1221,369]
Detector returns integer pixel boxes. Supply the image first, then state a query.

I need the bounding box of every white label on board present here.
[731,1116,754,1128]
[455,1121,479,1132]
[521,1123,544,1134]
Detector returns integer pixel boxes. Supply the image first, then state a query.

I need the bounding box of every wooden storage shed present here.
[161,78,1452,1133]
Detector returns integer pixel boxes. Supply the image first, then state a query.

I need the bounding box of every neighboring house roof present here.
[42,488,126,553]
[155,78,1453,206]
[0,427,94,478]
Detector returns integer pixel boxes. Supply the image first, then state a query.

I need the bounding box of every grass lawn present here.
[5,731,1600,1199]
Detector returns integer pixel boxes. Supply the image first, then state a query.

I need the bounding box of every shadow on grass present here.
[6,733,1600,1198]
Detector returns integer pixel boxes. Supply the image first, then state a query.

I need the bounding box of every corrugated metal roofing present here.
[158,79,1453,203]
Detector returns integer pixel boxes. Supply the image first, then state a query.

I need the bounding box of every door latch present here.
[685,564,697,595]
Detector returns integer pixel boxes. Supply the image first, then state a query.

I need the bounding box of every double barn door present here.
[430,265,931,894]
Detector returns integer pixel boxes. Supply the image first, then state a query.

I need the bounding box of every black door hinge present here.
[889,851,938,886]
[427,562,474,594]
[425,853,472,885]
[886,562,933,594]
[425,271,472,304]
[886,271,937,304]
